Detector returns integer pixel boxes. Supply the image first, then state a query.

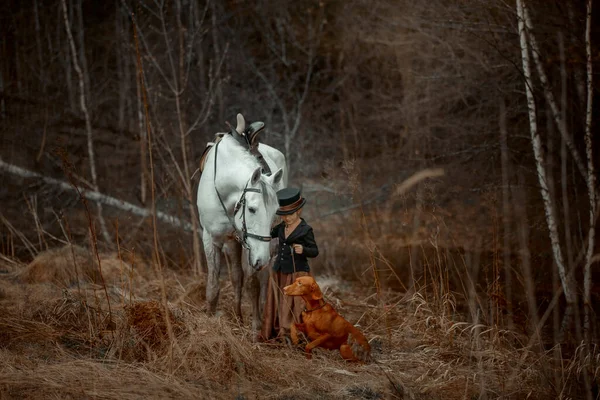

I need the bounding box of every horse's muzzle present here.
[251,259,267,271]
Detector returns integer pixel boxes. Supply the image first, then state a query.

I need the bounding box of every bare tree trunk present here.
[175,0,203,275]
[123,16,132,133]
[136,58,147,205]
[0,58,5,120]
[192,0,207,97]
[75,0,90,99]
[409,184,423,292]
[557,25,583,353]
[583,0,596,357]
[516,0,573,308]
[211,0,224,123]
[61,1,75,112]
[116,8,126,133]
[64,39,75,111]
[522,6,590,188]
[558,32,574,274]
[34,0,46,97]
[567,3,587,109]
[551,240,561,390]
[34,0,48,162]
[14,36,22,96]
[61,0,111,244]
[512,174,541,338]
[499,98,513,328]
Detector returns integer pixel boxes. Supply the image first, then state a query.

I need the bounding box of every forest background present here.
[0,0,599,398]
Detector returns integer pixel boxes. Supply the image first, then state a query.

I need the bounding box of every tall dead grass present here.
[309,181,597,399]
[0,189,596,400]
[0,245,587,399]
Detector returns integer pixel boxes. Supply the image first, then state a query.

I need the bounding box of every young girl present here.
[261,187,319,341]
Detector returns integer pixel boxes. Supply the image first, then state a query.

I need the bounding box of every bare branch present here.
[0,157,196,233]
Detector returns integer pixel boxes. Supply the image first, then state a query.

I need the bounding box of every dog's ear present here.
[310,282,323,301]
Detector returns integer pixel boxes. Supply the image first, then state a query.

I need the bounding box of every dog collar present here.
[304,301,327,313]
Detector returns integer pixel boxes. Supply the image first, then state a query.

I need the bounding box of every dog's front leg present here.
[305,333,331,360]
[290,323,306,345]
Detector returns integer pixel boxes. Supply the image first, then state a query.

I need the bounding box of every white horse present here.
[197,114,287,333]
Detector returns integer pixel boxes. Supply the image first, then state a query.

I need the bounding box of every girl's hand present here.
[293,244,303,254]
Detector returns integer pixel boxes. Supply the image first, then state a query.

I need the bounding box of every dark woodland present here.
[0,0,599,398]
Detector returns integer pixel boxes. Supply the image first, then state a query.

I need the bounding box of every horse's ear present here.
[235,113,246,135]
[269,168,283,186]
[250,166,262,186]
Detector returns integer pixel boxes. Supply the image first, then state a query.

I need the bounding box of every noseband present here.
[212,137,272,251]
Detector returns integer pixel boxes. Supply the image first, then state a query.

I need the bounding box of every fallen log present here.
[0,157,198,233]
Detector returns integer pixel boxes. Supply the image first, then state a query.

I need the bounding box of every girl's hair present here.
[286,209,302,217]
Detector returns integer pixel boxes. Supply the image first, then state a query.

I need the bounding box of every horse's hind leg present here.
[224,242,243,321]
[203,233,224,315]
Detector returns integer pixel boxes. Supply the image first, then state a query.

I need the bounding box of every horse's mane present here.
[222,135,277,207]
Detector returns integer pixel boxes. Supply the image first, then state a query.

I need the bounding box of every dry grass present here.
[16,245,101,286]
[0,247,593,399]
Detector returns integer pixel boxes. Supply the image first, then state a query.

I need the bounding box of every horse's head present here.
[234,165,284,271]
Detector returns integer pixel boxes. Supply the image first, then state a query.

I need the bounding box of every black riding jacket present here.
[271,219,319,274]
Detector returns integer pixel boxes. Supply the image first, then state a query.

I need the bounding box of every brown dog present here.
[283,276,371,361]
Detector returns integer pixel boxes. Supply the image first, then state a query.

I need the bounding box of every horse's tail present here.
[347,324,371,362]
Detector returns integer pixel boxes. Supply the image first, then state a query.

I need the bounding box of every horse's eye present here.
[248,207,257,214]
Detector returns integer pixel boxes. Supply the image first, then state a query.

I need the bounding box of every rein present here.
[212,137,272,250]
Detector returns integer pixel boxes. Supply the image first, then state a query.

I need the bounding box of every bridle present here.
[212,136,272,252]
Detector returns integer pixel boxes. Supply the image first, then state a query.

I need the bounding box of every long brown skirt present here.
[260,270,309,341]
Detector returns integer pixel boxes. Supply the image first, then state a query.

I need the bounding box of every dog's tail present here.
[347,325,371,362]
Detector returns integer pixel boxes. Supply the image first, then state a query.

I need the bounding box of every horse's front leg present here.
[203,233,224,315]
[224,241,243,321]
[246,272,262,335]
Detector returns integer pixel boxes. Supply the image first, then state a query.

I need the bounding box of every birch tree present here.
[583,0,596,347]
[522,6,598,204]
[61,0,111,244]
[515,0,573,308]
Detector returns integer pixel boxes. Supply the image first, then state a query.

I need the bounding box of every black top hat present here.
[276,188,306,215]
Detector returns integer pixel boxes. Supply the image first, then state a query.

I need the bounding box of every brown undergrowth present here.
[0,246,593,399]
